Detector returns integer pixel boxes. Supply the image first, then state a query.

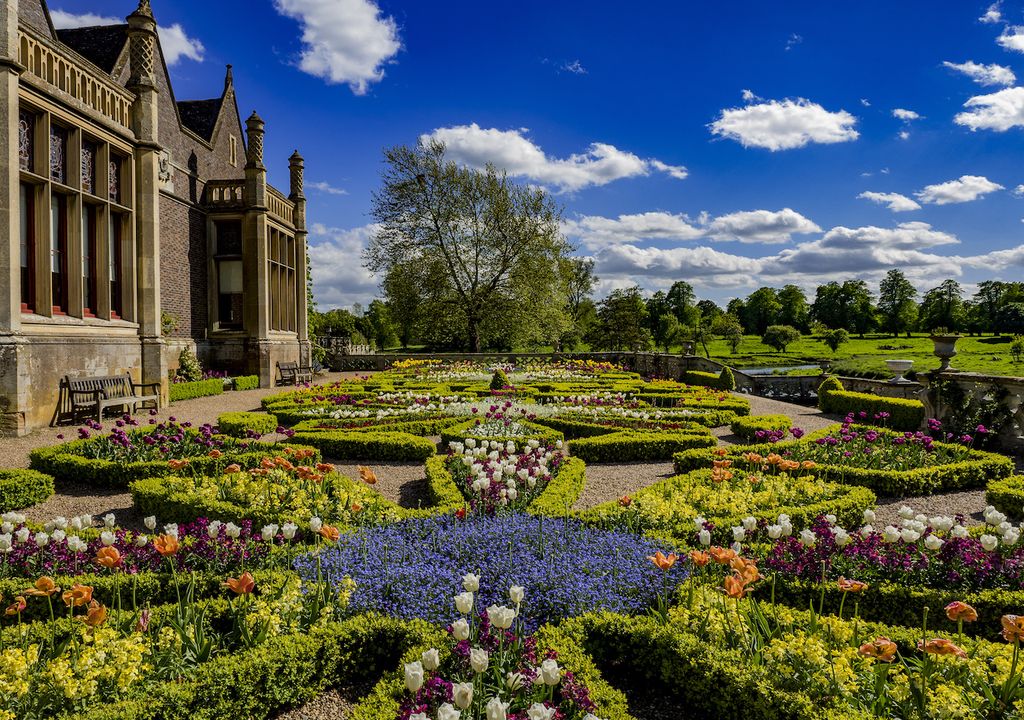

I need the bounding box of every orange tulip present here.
[208,449,223,459]
[713,448,728,457]
[260,457,276,469]
[838,577,869,593]
[765,453,783,466]
[95,546,123,570]
[357,465,378,485]
[618,495,632,507]
[647,551,678,571]
[223,463,242,474]
[80,600,108,627]
[710,467,733,483]
[736,561,762,586]
[62,585,94,608]
[153,534,179,557]
[945,601,978,623]
[723,574,747,599]
[319,524,341,542]
[168,459,189,470]
[1002,614,1024,643]
[223,572,256,595]
[24,576,60,597]
[858,637,898,662]
[5,596,26,615]
[316,463,335,473]
[689,550,711,567]
[741,452,763,464]
[800,460,817,470]
[708,546,737,565]
[919,638,967,658]
[712,459,733,469]
[350,501,363,514]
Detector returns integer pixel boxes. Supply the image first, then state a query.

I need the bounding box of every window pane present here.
[18,112,34,172]
[109,214,122,317]
[108,156,120,202]
[50,194,66,311]
[50,125,67,184]
[81,142,96,194]
[20,184,33,310]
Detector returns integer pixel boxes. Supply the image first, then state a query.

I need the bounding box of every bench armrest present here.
[132,381,162,392]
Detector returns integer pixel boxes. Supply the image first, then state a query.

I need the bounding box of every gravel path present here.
[873,489,990,527]
[574,462,675,509]
[738,393,845,434]
[273,689,355,720]
[329,461,430,509]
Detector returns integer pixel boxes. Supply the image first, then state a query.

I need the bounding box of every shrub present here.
[816,375,844,403]
[820,327,850,354]
[569,430,716,463]
[490,367,511,390]
[718,366,736,391]
[526,457,586,517]
[985,475,1024,516]
[217,411,279,438]
[818,387,925,431]
[175,346,202,382]
[287,430,436,461]
[0,468,54,511]
[680,370,720,387]
[761,324,801,352]
[730,414,792,441]
[233,375,260,391]
[169,378,224,402]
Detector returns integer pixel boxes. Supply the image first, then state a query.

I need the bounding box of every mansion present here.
[0,0,311,434]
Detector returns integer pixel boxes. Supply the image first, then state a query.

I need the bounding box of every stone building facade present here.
[0,0,311,435]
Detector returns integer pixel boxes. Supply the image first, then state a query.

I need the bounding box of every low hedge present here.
[817,377,924,431]
[985,474,1024,517]
[217,411,279,437]
[423,455,467,509]
[29,440,319,489]
[288,430,436,461]
[533,414,715,440]
[569,430,716,463]
[681,369,734,391]
[291,415,462,437]
[730,413,792,441]
[0,468,54,511]
[232,374,260,391]
[169,378,224,402]
[526,457,587,517]
[439,418,564,451]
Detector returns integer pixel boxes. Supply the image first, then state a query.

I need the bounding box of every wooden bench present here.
[277,361,313,385]
[54,374,161,425]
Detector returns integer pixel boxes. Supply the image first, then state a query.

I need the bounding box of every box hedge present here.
[217,411,279,437]
[0,468,54,511]
[985,474,1024,516]
[817,377,924,431]
[232,375,260,391]
[730,413,792,441]
[287,430,436,461]
[169,377,224,402]
[569,429,716,463]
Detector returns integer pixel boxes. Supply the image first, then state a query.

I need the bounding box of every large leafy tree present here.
[366,140,570,352]
[778,285,811,333]
[742,287,782,335]
[878,269,918,337]
[919,279,966,333]
[811,280,876,336]
[587,287,653,351]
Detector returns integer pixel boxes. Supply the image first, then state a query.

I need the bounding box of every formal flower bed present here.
[300,514,687,631]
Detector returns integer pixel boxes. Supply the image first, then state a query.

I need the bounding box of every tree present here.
[366,140,570,352]
[919,279,966,333]
[382,260,425,348]
[364,299,399,349]
[558,257,598,350]
[696,299,723,324]
[655,313,684,353]
[972,280,1005,334]
[878,269,918,337]
[666,281,697,324]
[811,280,876,336]
[713,314,745,353]
[742,287,782,335]
[820,327,850,354]
[587,287,652,350]
[778,285,810,333]
[761,324,801,353]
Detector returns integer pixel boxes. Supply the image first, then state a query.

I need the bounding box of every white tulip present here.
[509,585,525,604]
[924,534,943,551]
[451,618,470,641]
[981,534,1000,552]
[898,506,915,520]
[863,509,876,524]
[900,529,921,543]
[951,524,969,539]
[834,529,852,547]
[144,516,157,531]
[404,661,424,692]
[767,525,783,539]
[421,648,440,671]
[777,513,791,525]
[135,534,149,547]
[781,522,793,537]
[470,648,489,673]
[698,529,711,547]
[693,516,707,530]
[452,682,473,710]
[14,527,30,544]
[103,513,116,528]
[799,529,816,547]
[261,524,279,541]
[455,592,474,614]
[51,529,66,543]
[53,516,68,529]
[882,526,901,543]
[409,714,427,720]
[485,698,507,720]
[225,523,241,539]
[437,703,461,720]
[67,536,85,553]
[309,517,323,533]
[507,671,527,690]
[540,658,561,685]
[487,604,516,629]
[861,524,874,534]
[100,531,115,546]
[163,523,179,539]
[282,522,298,540]
[0,522,10,534]
[732,527,746,542]
[742,516,757,531]
[207,520,222,539]
[34,532,49,548]
[527,704,556,720]
[507,488,518,502]
[1005,529,1020,547]
[0,534,11,553]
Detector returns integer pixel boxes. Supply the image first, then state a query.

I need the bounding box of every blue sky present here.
[50,0,1024,309]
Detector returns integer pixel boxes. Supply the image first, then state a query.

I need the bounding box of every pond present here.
[739,364,822,376]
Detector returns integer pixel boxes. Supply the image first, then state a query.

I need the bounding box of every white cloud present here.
[273,0,401,95]
[423,123,687,192]
[892,108,921,120]
[562,60,586,75]
[49,9,204,66]
[309,181,348,196]
[916,175,1004,205]
[308,223,380,308]
[709,98,859,151]
[857,191,922,212]
[860,98,871,107]
[981,2,1003,23]
[563,212,703,250]
[595,244,762,282]
[707,208,820,244]
[1014,184,1024,197]
[741,89,761,102]
[785,33,802,50]
[955,86,1024,130]
[943,60,1016,87]
[899,130,911,140]
[998,26,1024,52]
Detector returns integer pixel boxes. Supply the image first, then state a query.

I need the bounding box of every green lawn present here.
[688,333,1024,379]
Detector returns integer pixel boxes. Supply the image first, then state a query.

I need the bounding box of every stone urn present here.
[682,341,695,356]
[819,360,831,374]
[929,334,962,373]
[885,358,914,384]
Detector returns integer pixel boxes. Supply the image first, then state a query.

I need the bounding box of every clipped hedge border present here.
[0,468,54,511]
[291,415,462,437]
[730,414,792,441]
[439,418,564,452]
[672,436,1014,496]
[29,440,319,489]
[985,474,1024,517]
[288,430,436,461]
[232,375,260,391]
[818,378,924,431]
[577,468,875,542]
[569,430,716,463]
[217,411,279,438]
[169,378,224,402]
[533,414,718,440]
[634,391,749,414]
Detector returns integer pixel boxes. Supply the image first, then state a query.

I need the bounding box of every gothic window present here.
[268,229,297,332]
[81,142,96,194]
[18,111,34,172]
[214,221,244,330]
[229,135,238,166]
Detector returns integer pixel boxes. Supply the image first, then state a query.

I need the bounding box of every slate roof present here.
[177,98,223,141]
[56,25,128,73]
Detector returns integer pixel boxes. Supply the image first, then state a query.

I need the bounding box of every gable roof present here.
[55,25,128,73]
[177,98,224,141]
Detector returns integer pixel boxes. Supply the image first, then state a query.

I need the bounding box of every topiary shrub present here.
[490,368,511,390]
[816,375,844,406]
[819,388,925,431]
[287,430,436,461]
[217,411,278,438]
[0,469,54,511]
[175,346,203,382]
[718,366,736,391]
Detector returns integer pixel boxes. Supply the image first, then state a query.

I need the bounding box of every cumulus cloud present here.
[707,208,820,244]
[981,2,1003,23]
[943,60,1016,87]
[955,86,1024,130]
[308,223,380,307]
[857,191,922,212]
[308,181,348,196]
[998,26,1024,52]
[892,108,921,120]
[1014,184,1024,197]
[915,175,1004,205]
[562,212,703,250]
[49,9,204,66]
[273,0,401,95]
[709,98,859,151]
[595,244,762,282]
[423,124,687,192]
[561,59,587,74]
